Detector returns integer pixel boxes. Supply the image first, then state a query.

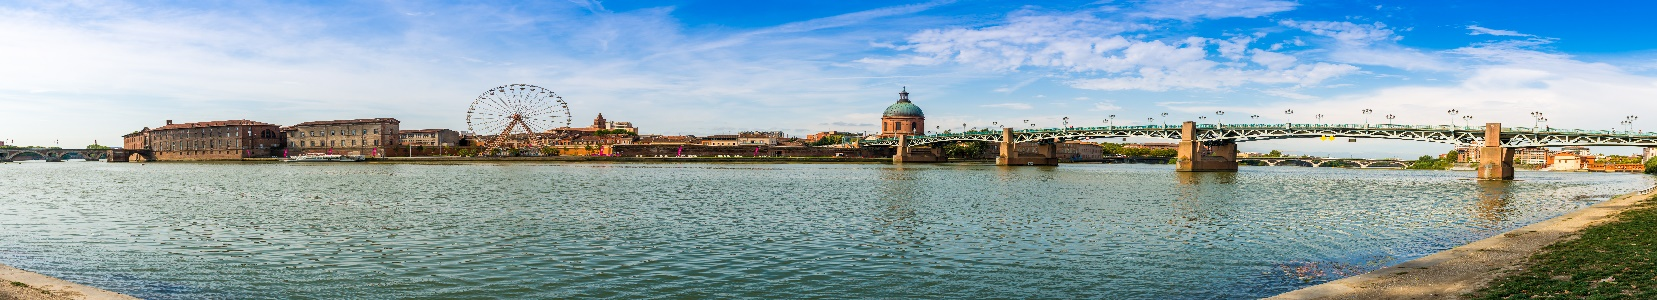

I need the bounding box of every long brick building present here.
[283,118,400,157]
[129,119,285,160]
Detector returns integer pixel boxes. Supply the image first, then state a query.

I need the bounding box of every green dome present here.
[883,101,924,117]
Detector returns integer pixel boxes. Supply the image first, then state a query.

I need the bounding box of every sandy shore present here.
[1270,189,1653,299]
[0,264,137,300]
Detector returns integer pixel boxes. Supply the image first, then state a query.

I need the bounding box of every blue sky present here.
[3,0,1656,158]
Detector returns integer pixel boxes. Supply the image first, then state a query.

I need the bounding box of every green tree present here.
[942,141,989,158]
[1644,157,1657,175]
[1267,150,1283,157]
[85,144,111,150]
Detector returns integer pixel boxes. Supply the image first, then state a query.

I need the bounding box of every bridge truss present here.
[864,124,1657,148]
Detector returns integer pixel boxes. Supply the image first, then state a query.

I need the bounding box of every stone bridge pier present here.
[1176,121,1238,172]
[1477,123,1514,180]
[892,135,947,163]
[996,128,1059,166]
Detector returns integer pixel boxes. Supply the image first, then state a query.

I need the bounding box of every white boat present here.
[283,153,365,162]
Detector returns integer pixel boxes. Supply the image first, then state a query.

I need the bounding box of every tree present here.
[85,144,111,150]
[943,141,989,158]
[1644,157,1657,175]
[1267,150,1283,157]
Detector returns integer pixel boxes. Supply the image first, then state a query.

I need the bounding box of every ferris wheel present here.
[466,84,572,148]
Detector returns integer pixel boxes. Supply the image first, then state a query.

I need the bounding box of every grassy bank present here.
[1471,194,1657,299]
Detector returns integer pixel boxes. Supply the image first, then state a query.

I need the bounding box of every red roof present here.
[289,118,400,128]
[154,120,277,131]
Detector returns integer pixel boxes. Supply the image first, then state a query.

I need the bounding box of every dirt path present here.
[1270,191,1652,299]
[0,264,137,300]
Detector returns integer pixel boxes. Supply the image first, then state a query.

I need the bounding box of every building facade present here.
[879,88,924,138]
[737,131,783,146]
[399,129,460,146]
[144,119,285,160]
[1515,147,1551,165]
[703,135,739,146]
[284,118,400,157]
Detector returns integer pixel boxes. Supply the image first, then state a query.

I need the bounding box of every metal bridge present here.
[863,121,1654,180]
[1237,157,1417,168]
[863,123,1657,148]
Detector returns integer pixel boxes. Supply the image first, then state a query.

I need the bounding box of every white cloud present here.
[1280,20,1448,71]
[1134,0,1298,20]
[993,77,1040,93]
[981,103,1034,110]
[866,10,1358,92]
[1091,101,1123,111]
[1466,25,1531,37]
[1250,49,1297,70]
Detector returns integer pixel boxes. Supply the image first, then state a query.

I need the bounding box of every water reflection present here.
[1473,180,1515,230]
[1171,172,1240,226]
[0,163,1649,299]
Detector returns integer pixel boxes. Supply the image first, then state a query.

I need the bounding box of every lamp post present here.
[1063,116,1070,129]
[1462,115,1473,129]
[1284,109,1294,127]
[1627,115,1639,133]
[1215,111,1225,128]
[1531,112,1545,132]
[1447,109,1459,129]
[1160,113,1169,128]
[1385,114,1395,125]
[1315,113,1323,124]
[1250,115,1260,125]
[1147,118,1154,128]
[1362,109,1373,128]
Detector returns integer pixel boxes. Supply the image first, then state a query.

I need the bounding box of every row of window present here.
[290,128,385,138]
[287,139,389,148]
[885,121,919,132]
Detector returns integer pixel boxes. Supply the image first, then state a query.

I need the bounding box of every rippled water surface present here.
[0,161,1649,299]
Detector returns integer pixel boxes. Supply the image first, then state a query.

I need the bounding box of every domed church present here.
[880,87,925,138]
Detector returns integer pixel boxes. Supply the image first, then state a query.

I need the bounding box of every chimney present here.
[166,120,173,125]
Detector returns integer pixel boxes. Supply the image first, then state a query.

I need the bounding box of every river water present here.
[0,161,1649,299]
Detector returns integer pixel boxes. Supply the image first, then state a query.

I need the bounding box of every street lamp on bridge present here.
[1284,109,1294,127]
[1160,113,1169,128]
[1315,114,1323,124]
[1216,111,1225,127]
[1062,117,1070,129]
[1447,109,1459,128]
[1462,115,1474,129]
[1250,114,1260,123]
[1362,109,1373,127]
[1531,112,1545,132]
[1626,115,1639,133]
[1386,114,1395,125]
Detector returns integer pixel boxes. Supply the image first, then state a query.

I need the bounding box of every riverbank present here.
[1270,187,1655,299]
[0,264,137,300]
[1468,193,1657,298]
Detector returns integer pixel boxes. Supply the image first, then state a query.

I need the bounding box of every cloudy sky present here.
[3,0,1656,158]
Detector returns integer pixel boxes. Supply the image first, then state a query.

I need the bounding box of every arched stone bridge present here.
[1,149,155,162]
[861,122,1656,180]
[1,149,108,162]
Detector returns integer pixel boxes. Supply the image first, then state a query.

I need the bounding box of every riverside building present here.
[283,118,400,157]
[399,129,460,146]
[879,87,925,138]
[137,119,285,160]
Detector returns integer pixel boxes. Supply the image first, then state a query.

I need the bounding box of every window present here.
[374,129,379,134]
